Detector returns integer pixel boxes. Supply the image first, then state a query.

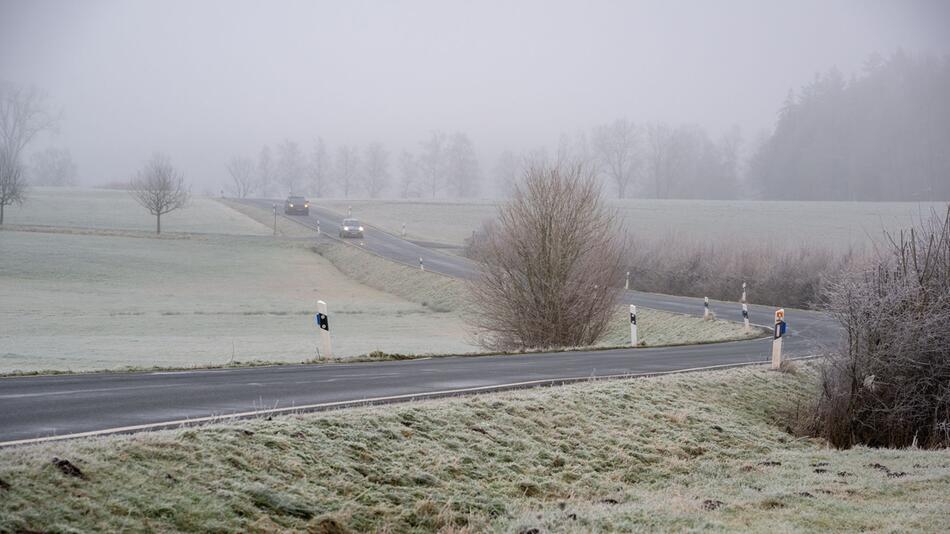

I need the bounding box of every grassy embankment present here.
[1,364,947,532]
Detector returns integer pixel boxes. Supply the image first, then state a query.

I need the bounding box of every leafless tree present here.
[0,84,58,220]
[276,139,305,194]
[446,132,479,197]
[645,122,673,198]
[467,163,626,351]
[308,137,332,198]
[798,206,950,448]
[397,151,419,198]
[418,131,447,198]
[592,118,640,198]
[1,84,58,165]
[0,150,26,224]
[334,145,360,198]
[361,142,389,198]
[225,155,255,198]
[129,153,189,234]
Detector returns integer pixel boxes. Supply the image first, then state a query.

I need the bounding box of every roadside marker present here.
[741,282,750,331]
[401,222,406,238]
[316,220,321,234]
[347,205,352,216]
[629,304,638,347]
[704,297,711,320]
[625,271,630,291]
[272,203,277,236]
[316,300,333,359]
[771,308,786,370]
[419,257,424,271]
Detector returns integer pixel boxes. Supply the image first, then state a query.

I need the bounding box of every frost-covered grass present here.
[601,306,765,347]
[318,198,946,249]
[0,230,478,372]
[1,365,946,532]
[2,187,270,235]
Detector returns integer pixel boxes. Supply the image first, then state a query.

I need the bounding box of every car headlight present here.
[358,226,364,232]
[343,226,350,231]
[289,203,294,207]
[304,203,309,208]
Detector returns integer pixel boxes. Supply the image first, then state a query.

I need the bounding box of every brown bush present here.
[623,234,862,309]
[799,206,950,448]
[466,163,626,351]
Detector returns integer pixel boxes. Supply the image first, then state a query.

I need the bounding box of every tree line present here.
[749,51,950,201]
[226,132,480,199]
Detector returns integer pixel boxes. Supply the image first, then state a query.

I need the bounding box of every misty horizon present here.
[2,0,949,194]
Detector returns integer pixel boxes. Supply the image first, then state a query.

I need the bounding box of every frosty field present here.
[317,198,947,249]
[2,187,270,235]
[0,231,477,372]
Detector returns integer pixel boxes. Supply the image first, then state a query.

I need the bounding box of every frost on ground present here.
[2,187,271,235]
[317,198,946,249]
[0,365,946,533]
[0,231,478,372]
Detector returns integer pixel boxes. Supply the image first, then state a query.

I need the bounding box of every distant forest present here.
[749,51,950,201]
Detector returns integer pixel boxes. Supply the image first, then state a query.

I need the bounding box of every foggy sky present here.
[2,0,949,192]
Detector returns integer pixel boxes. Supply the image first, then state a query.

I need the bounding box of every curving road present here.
[0,200,839,446]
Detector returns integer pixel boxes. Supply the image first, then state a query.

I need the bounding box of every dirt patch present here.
[51,458,85,479]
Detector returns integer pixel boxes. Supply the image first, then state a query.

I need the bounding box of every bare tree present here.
[592,118,640,198]
[225,156,255,198]
[397,151,419,198]
[361,142,390,198]
[645,122,673,198]
[0,150,26,224]
[276,139,305,194]
[446,132,479,197]
[334,145,360,198]
[467,163,626,351]
[129,153,189,234]
[0,83,58,220]
[308,137,332,198]
[418,131,447,198]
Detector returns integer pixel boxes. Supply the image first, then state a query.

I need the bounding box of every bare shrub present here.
[0,149,26,224]
[800,206,950,448]
[467,163,626,351]
[129,153,189,234]
[624,234,862,309]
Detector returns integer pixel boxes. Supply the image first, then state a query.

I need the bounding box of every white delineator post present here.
[316,300,332,359]
[272,203,277,236]
[316,219,321,235]
[741,282,750,331]
[771,308,786,370]
[625,271,630,291]
[347,205,352,217]
[629,305,638,347]
[401,223,406,238]
[419,257,424,271]
[703,296,711,320]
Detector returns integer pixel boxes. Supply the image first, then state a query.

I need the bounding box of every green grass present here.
[1,364,946,532]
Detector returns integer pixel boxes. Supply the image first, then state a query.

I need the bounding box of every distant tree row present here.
[494,120,742,200]
[748,51,950,201]
[226,132,480,199]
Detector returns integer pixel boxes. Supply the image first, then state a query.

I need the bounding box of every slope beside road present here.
[0,200,839,445]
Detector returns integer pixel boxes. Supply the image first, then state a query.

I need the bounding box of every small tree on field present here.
[800,205,950,448]
[467,163,626,351]
[0,150,26,224]
[129,153,189,234]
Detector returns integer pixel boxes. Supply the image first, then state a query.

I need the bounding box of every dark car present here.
[284,195,309,215]
[339,218,364,238]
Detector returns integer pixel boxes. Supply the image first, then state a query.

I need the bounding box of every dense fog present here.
[1,0,948,199]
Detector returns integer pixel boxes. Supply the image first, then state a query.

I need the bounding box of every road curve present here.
[0,200,839,445]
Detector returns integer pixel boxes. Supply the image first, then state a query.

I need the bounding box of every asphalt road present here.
[0,199,839,445]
